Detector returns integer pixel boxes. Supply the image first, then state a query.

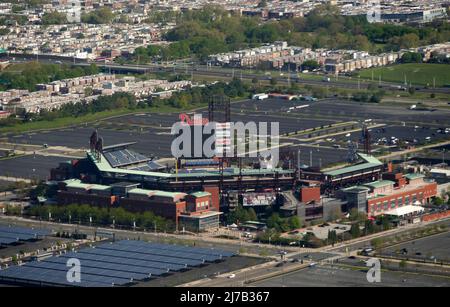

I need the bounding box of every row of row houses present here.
[36,74,116,93]
[209,41,292,68]
[0,23,163,60]
[1,74,192,114]
[325,52,404,74]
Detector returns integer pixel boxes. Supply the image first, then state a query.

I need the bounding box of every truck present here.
[252,93,269,100]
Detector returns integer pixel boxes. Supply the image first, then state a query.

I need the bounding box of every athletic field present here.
[358,63,450,87]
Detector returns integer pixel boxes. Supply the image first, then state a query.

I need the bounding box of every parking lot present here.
[1,98,449,177]
[0,154,68,180]
[380,231,450,263]
[251,263,450,287]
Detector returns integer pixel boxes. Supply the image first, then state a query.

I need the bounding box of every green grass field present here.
[358,63,450,87]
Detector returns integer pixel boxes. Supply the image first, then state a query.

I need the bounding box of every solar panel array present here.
[0,240,234,287]
[104,149,150,168]
[0,225,50,246]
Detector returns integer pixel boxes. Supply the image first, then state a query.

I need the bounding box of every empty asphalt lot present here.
[251,264,450,287]
[235,98,450,125]
[1,99,449,174]
[380,231,450,263]
[0,154,68,179]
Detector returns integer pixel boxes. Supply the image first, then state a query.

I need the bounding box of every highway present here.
[6,53,450,94]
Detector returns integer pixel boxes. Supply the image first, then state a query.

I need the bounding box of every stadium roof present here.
[87,151,293,180]
[323,154,383,177]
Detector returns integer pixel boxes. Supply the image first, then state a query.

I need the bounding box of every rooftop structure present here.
[341,172,438,217]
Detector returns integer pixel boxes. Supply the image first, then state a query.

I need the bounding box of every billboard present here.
[242,193,277,207]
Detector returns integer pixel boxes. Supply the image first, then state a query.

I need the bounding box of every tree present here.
[227,205,255,224]
[350,223,361,238]
[0,28,9,35]
[433,197,444,206]
[370,91,385,103]
[247,208,257,221]
[401,52,423,64]
[266,213,282,230]
[42,11,68,25]
[301,60,320,71]
[81,7,114,24]
[327,229,338,245]
[118,14,130,24]
[364,219,375,235]
[349,208,367,222]
[378,215,391,231]
[266,213,299,232]
[288,216,301,230]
